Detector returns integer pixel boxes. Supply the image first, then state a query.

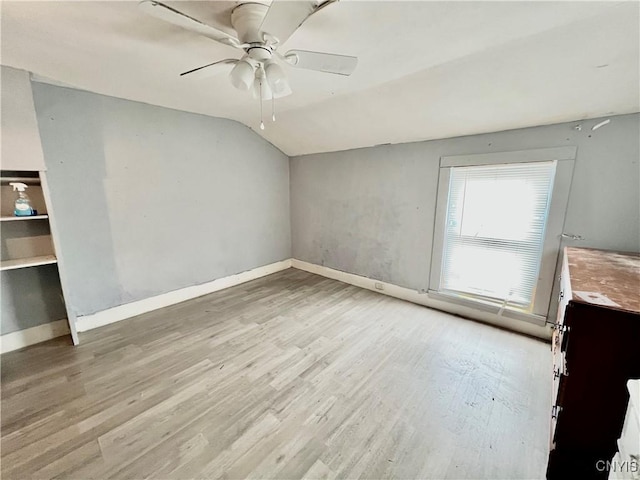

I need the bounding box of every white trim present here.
[428,167,451,291]
[76,259,292,332]
[1,319,70,354]
[40,171,80,345]
[534,159,575,315]
[441,146,577,167]
[291,259,551,340]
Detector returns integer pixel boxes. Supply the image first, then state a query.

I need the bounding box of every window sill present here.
[427,289,548,326]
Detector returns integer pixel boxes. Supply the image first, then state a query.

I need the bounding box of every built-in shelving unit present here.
[1,170,78,349]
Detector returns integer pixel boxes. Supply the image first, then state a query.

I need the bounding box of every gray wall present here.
[32,83,291,317]
[291,113,640,316]
[7,77,637,332]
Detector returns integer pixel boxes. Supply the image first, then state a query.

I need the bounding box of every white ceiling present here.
[2,1,639,156]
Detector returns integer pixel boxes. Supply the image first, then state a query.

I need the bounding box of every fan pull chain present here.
[259,80,265,131]
[272,96,276,122]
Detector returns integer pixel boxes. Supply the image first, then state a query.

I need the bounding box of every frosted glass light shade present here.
[264,61,289,95]
[230,60,254,91]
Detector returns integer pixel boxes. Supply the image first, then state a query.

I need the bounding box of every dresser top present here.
[565,247,640,314]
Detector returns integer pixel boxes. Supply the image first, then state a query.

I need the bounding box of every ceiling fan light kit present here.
[230,58,255,91]
[139,0,358,130]
[264,60,288,95]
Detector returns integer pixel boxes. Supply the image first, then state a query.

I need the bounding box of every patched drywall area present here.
[290,113,640,318]
[32,83,291,317]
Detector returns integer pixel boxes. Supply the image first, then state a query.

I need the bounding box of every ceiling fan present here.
[139,0,358,128]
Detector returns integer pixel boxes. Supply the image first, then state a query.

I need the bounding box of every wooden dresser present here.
[547,247,640,479]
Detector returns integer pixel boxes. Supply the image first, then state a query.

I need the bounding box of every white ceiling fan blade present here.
[259,0,338,46]
[284,50,357,76]
[180,59,238,79]
[139,0,241,49]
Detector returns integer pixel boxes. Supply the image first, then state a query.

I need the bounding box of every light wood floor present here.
[1,269,551,479]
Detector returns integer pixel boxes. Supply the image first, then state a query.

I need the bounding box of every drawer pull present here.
[561,326,570,351]
[553,323,567,333]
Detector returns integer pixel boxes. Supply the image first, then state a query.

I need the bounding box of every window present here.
[430,147,576,323]
[440,161,555,309]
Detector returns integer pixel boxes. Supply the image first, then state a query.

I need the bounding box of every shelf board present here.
[0,176,41,186]
[1,255,57,272]
[0,215,49,222]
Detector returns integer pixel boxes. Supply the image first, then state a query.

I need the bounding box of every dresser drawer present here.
[550,369,568,447]
[556,268,573,326]
[550,320,568,449]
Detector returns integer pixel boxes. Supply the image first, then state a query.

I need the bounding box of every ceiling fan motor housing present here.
[231,2,272,61]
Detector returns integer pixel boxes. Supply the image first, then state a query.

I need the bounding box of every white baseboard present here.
[7,258,548,349]
[1,319,70,354]
[76,259,292,333]
[291,259,552,340]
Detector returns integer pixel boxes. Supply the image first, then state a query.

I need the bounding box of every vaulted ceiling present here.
[2,1,639,156]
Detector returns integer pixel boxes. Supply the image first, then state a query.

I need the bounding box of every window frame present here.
[429,146,576,323]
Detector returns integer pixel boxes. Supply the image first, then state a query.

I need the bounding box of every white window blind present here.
[440,161,556,309]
